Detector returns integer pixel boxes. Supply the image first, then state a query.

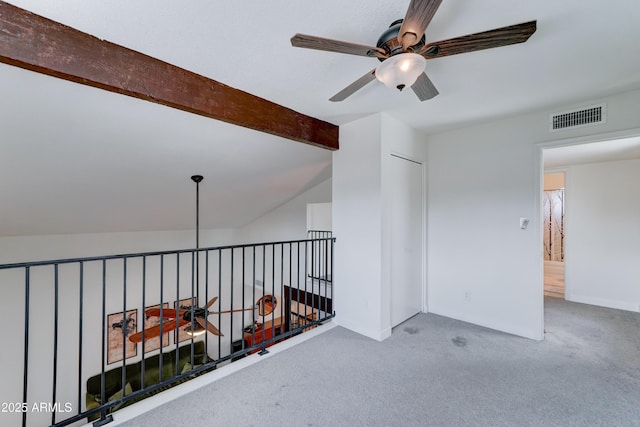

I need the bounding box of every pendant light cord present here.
[191,175,203,305]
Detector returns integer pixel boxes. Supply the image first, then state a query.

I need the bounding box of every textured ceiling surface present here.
[2,0,640,236]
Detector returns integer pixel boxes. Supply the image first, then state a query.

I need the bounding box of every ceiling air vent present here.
[549,103,606,132]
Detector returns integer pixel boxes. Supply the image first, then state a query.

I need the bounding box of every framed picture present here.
[143,303,171,353]
[174,297,198,343]
[107,309,137,365]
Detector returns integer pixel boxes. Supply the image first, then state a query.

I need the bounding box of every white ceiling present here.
[2,0,640,237]
[544,136,640,169]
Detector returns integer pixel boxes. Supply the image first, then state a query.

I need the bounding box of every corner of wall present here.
[334,315,392,342]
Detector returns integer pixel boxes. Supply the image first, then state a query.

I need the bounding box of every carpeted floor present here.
[119,297,640,426]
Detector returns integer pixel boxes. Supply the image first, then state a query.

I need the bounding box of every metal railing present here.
[0,235,334,427]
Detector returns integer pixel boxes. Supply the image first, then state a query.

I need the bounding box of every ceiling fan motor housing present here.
[376,19,426,60]
[182,307,207,321]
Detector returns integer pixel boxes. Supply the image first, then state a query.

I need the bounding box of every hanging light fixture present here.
[184,319,206,337]
[375,53,426,92]
[185,174,206,338]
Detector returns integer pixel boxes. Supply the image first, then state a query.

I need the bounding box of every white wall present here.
[333,113,426,341]
[565,159,640,311]
[0,229,234,264]
[332,114,383,340]
[306,202,332,232]
[426,88,640,340]
[233,178,331,245]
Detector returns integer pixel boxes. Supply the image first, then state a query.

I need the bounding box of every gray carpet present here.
[119,298,640,426]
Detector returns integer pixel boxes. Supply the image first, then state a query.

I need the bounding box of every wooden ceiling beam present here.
[0,1,339,150]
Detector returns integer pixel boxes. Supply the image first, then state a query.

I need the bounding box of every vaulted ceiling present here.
[2,0,640,237]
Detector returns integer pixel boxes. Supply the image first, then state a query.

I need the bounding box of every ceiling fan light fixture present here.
[184,323,206,337]
[375,53,426,91]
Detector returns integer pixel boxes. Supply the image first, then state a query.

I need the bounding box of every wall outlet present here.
[520,217,530,230]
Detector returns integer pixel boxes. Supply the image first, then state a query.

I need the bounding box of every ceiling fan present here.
[128,294,277,343]
[290,0,536,102]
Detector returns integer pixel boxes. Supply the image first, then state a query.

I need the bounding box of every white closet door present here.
[390,155,423,327]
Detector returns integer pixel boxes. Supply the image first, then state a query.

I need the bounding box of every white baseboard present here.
[335,316,390,342]
[567,294,640,312]
[379,326,392,341]
[428,307,544,341]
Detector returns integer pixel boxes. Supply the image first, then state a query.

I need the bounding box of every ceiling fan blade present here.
[145,307,180,318]
[329,69,377,102]
[291,34,385,58]
[398,0,443,50]
[206,296,218,309]
[420,21,537,59]
[411,72,439,101]
[196,317,224,337]
[209,307,255,315]
[128,319,178,343]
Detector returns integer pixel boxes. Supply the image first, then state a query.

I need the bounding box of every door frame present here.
[542,168,569,300]
[535,126,640,336]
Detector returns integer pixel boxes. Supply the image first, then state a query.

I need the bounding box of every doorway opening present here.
[543,172,565,299]
[540,132,640,327]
